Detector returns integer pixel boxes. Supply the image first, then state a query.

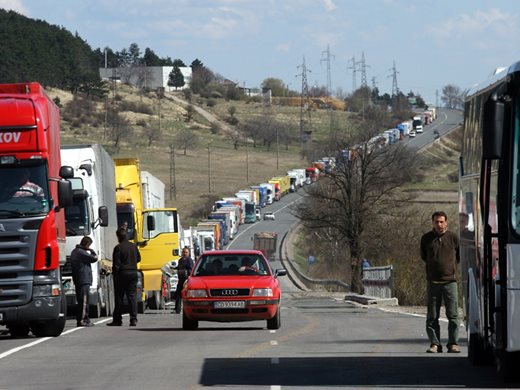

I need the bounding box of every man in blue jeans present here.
[420,211,460,353]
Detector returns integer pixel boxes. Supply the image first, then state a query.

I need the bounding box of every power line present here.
[320,44,335,96]
[347,56,358,92]
[296,56,312,151]
[388,60,400,97]
[360,52,370,89]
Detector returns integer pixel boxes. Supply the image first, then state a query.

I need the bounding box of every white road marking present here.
[270,340,278,346]
[0,315,127,360]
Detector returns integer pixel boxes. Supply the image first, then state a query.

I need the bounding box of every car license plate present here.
[214,301,245,309]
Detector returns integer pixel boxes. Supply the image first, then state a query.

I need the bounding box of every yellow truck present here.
[115,158,181,311]
[270,175,291,198]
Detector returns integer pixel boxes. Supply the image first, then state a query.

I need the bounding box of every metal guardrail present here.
[279,231,350,292]
[362,266,394,298]
[280,230,395,299]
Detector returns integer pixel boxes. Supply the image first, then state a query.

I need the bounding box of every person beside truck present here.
[70,236,98,327]
[107,228,141,327]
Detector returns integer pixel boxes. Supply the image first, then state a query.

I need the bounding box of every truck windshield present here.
[0,164,50,216]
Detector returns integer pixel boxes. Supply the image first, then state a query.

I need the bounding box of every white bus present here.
[459,61,520,382]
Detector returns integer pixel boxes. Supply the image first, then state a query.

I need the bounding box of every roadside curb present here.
[344,293,399,306]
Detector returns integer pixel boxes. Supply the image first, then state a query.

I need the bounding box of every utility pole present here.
[320,44,335,96]
[388,60,400,112]
[296,56,312,151]
[276,128,279,171]
[435,89,439,108]
[347,56,358,92]
[360,51,370,89]
[389,60,400,97]
[245,137,249,183]
[207,143,211,194]
[169,145,176,200]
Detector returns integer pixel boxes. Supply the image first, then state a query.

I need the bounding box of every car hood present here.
[187,275,277,290]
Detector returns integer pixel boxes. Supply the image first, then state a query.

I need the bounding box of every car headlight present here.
[252,288,273,297]
[186,289,208,298]
[33,284,61,297]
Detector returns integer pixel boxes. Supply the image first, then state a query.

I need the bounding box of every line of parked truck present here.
[180,168,311,261]
[0,82,332,338]
[366,107,437,147]
[0,83,185,337]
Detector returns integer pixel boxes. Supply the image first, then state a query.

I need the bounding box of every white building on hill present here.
[99,66,192,91]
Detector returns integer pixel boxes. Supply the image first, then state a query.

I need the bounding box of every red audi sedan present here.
[181,250,286,330]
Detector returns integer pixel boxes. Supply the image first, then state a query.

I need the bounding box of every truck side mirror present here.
[57,179,73,208]
[147,214,156,232]
[98,206,109,227]
[59,166,74,179]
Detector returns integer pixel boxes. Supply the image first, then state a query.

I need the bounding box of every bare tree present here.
[174,128,199,155]
[108,111,132,150]
[293,137,418,293]
[228,130,242,150]
[143,124,162,147]
[184,104,194,122]
[441,84,464,109]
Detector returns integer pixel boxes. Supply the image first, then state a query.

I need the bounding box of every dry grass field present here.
[51,85,308,227]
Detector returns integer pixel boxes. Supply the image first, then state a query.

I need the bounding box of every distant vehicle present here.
[181,250,286,330]
[409,130,416,138]
[412,115,423,134]
[255,207,261,221]
[263,212,275,221]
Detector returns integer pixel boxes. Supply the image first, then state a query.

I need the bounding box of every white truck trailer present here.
[60,144,118,318]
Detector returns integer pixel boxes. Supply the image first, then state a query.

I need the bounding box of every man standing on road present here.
[70,236,97,327]
[174,247,194,314]
[107,228,141,327]
[420,211,460,353]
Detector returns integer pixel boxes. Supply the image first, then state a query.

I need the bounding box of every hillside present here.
[53,84,307,227]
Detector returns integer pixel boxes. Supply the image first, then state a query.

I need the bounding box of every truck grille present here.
[210,288,250,297]
[0,224,38,307]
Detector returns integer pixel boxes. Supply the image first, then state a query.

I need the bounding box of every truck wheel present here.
[7,324,30,338]
[267,307,281,330]
[182,311,198,330]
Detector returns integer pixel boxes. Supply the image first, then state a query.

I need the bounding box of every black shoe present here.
[84,322,94,327]
[106,321,122,327]
[129,320,137,327]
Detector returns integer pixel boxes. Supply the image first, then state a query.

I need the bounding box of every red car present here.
[181,250,286,330]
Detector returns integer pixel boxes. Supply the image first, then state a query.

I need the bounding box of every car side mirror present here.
[275,269,287,277]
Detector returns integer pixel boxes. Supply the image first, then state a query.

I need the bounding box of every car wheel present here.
[267,306,281,330]
[182,311,198,330]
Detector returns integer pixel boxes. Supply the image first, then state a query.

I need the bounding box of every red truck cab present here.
[0,83,72,338]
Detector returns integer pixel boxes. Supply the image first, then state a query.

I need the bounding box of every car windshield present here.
[193,254,270,276]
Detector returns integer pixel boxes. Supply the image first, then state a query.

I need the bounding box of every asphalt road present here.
[0,110,511,389]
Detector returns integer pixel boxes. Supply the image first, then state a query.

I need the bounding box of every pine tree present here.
[168,65,185,90]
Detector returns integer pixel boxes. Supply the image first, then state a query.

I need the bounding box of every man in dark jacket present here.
[420,211,460,354]
[70,236,98,327]
[174,247,194,313]
[107,228,141,327]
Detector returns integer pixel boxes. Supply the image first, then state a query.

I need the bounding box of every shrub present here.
[206,98,216,107]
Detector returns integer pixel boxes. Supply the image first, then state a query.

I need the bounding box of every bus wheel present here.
[468,333,493,365]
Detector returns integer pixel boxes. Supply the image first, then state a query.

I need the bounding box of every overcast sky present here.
[3,0,520,104]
